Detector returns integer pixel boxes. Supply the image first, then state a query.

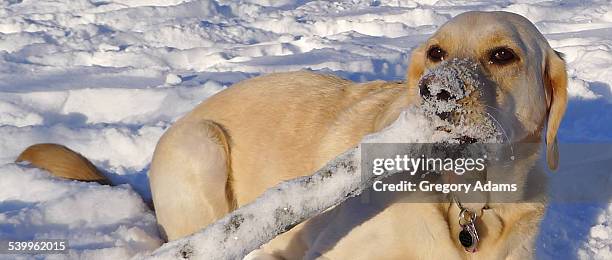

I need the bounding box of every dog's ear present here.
[407,44,426,90]
[544,50,568,171]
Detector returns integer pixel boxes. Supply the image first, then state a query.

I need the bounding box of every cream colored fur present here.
[18,11,568,260]
[148,11,567,259]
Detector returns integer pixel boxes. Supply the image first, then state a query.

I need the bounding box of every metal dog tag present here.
[458,209,479,253]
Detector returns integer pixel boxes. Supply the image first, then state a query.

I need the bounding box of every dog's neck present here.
[443,140,546,255]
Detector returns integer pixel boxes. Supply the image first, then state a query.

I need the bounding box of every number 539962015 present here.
[3,240,68,254]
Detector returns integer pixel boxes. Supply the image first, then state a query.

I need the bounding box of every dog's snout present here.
[418,59,486,121]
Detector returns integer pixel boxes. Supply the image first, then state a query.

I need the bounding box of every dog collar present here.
[453,196,480,253]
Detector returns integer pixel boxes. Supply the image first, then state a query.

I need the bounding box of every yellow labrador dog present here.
[18,11,567,259]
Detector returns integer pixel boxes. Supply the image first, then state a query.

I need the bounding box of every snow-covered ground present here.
[0,0,610,259]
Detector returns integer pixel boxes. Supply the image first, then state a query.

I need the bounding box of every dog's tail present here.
[16,143,110,185]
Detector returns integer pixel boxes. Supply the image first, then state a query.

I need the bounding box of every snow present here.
[581,202,612,259]
[0,164,162,260]
[164,74,182,86]
[0,0,610,259]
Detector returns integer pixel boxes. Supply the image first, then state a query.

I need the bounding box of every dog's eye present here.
[489,47,517,65]
[427,46,446,62]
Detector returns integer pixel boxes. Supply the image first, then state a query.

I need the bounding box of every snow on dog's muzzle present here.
[418,58,503,144]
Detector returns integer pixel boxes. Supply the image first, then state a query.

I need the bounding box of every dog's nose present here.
[419,77,459,102]
[419,77,460,120]
[436,89,452,101]
[419,79,432,99]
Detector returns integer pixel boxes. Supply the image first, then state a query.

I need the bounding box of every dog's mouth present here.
[419,59,504,144]
[436,125,479,144]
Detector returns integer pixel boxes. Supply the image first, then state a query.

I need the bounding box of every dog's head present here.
[407,11,568,170]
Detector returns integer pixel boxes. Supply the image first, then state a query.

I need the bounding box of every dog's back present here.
[182,71,411,205]
[148,70,413,241]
